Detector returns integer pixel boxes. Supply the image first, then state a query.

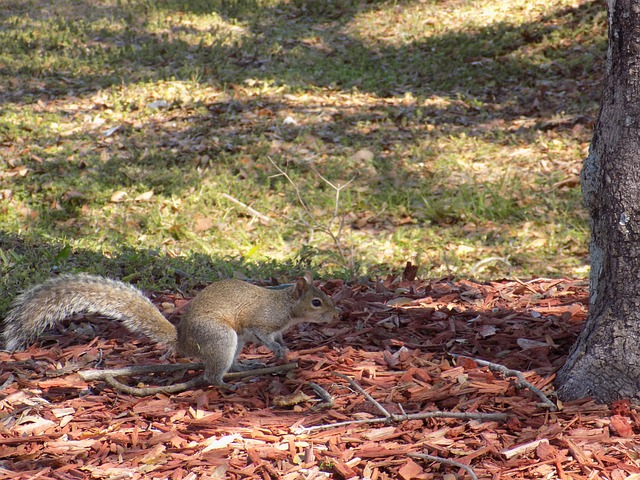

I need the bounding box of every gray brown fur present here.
[2,273,338,386]
[2,274,176,352]
[178,276,338,385]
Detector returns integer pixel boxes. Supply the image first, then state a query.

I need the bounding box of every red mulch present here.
[1,273,638,480]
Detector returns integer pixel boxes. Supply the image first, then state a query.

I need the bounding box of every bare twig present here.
[268,157,317,223]
[297,373,509,433]
[224,363,298,381]
[104,374,207,396]
[81,363,298,396]
[298,407,509,433]
[221,193,272,224]
[451,354,557,411]
[0,374,15,391]
[307,164,357,239]
[334,372,391,418]
[79,362,206,381]
[308,382,334,409]
[409,452,479,480]
[267,156,356,271]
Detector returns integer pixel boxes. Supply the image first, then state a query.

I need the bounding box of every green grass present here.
[0,0,603,305]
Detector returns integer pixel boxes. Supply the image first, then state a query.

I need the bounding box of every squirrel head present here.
[290,273,339,324]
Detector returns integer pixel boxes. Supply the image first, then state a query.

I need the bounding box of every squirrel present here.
[2,273,339,386]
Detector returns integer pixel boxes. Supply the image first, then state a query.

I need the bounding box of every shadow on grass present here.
[0,0,597,278]
[0,231,320,312]
[0,0,604,102]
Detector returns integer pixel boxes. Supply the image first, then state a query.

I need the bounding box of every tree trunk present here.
[555,0,640,403]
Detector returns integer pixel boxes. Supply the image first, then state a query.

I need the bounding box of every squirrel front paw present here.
[271,343,287,360]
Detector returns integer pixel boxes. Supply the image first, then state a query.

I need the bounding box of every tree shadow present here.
[0,230,318,310]
[0,0,604,103]
[0,0,600,278]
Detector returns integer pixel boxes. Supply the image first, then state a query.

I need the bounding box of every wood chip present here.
[2,277,636,479]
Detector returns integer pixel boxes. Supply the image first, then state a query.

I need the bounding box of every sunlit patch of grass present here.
[0,0,602,306]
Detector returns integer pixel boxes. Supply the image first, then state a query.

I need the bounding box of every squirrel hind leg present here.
[177,317,237,386]
[182,324,238,387]
[202,345,236,386]
[203,341,237,386]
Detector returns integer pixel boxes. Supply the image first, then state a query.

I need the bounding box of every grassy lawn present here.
[0,0,604,303]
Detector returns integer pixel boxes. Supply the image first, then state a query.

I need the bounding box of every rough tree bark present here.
[555,0,640,402]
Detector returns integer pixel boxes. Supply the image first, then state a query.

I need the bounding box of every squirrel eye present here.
[311,299,322,307]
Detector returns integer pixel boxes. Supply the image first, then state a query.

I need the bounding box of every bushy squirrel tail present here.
[2,274,177,351]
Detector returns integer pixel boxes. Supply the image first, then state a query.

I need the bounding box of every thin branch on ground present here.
[296,373,509,433]
[224,363,298,381]
[409,452,479,480]
[78,362,206,381]
[451,354,557,411]
[0,374,15,391]
[80,363,298,396]
[308,381,334,410]
[104,374,207,396]
[297,407,509,433]
[335,372,391,417]
[221,193,272,224]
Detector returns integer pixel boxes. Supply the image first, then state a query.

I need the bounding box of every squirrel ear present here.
[294,276,311,298]
[303,271,314,284]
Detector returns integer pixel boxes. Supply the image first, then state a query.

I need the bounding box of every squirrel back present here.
[177,274,338,385]
[185,277,335,332]
[3,274,176,351]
